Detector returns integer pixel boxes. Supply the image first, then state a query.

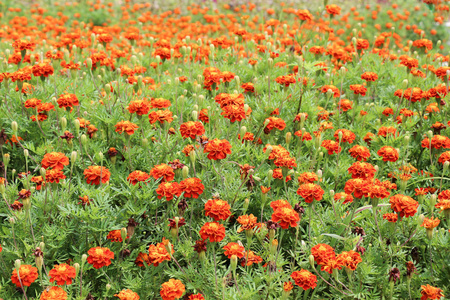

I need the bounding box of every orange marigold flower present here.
[83,166,111,185]
[389,194,419,218]
[127,100,151,115]
[298,172,318,184]
[270,199,292,211]
[326,4,341,15]
[134,252,149,267]
[148,238,174,267]
[49,263,76,285]
[127,170,150,185]
[311,244,335,265]
[87,247,114,269]
[334,192,354,204]
[45,169,66,183]
[149,164,175,182]
[361,72,378,82]
[156,182,181,201]
[420,284,444,300]
[187,294,205,300]
[320,256,344,274]
[348,145,371,161]
[349,84,367,96]
[338,250,362,271]
[150,98,171,109]
[223,242,245,258]
[24,98,42,108]
[271,207,300,229]
[199,222,226,242]
[377,146,399,162]
[237,214,257,232]
[40,286,67,300]
[421,135,450,149]
[283,281,294,292]
[290,269,318,290]
[421,217,440,229]
[160,279,185,300]
[383,213,398,223]
[179,177,204,198]
[41,152,69,170]
[241,250,263,266]
[57,93,79,109]
[378,126,398,137]
[204,139,232,160]
[180,121,205,139]
[149,110,173,124]
[348,162,376,179]
[11,264,38,287]
[320,85,340,97]
[334,129,356,143]
[338,99,353,111]
[297,183,324,203]
[205,199,231,221]
[114,289,140,300]
[107,229,128,243]
[264,117,286,133]
[321,140,341,155]
[344,178,368,199]
[32,63,54,78]
[115,121,139,135]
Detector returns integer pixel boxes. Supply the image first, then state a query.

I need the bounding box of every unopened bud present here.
[81,134,87,145]
[230,255,238,271]
[285,132,292,145]
[182,166,189,179]
[11,121,18,134]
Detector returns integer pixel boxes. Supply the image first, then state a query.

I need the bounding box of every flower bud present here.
[267,169,273,183]
[309,255,315,268]
[3,153,10,167]
[192,110,198,120]
[444,161,449,172]
[106,284,111,291]
[268,58,273,68]
[189,149,196,164]
[285,132,292,145]
[11,121,18,134]
[15,259,21,270]
[74,263,80,277]
[230,255,238,271]
[402,79,408,89]
[81,254,87,266]
[317,170,322,178]
[81,134,88,145]
[182,166,189,179]
[235,75,240,87]
[427,130,433,139]
[9,217,16,224]
[430,194,437,207]
[121,227,127,242]
[70,151,77,165]
[239,126,247,139]
[269,239,278,255]
[86,58,92,69]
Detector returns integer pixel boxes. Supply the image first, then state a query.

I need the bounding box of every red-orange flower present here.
[107,229,128,243]
[420,284,444,300]
[87,247,114,269]
[237,214,258,233]
[348,145,371,161]
[311,244,336,265]
[40,286,67,300]
[199,222,226,242]
[149,110,173,124]
[160,279,185,300]
[297,183,324,203]
[11,264,38,287]
[127,170,150,185]
[83,166,111,185]
[389,194,419,218]
[179,177,204,198]
[377,146,399,162]
[204,139,232,160]
[115,289,140,300]
[41,152,69,170]
[290,269,317,290]
[223,242,245,258]
[148,238,174,266]
[156,182,181,201]
[127,99,151,115]
[204,199,231,221]
[115,121,139,135]
[57,93,79,109]
[49,263,76,285]
[348,162,377,179]
[180,121,205,139]
[338,250,362,271]
[149,164,175,182]
[271,207,300,229]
